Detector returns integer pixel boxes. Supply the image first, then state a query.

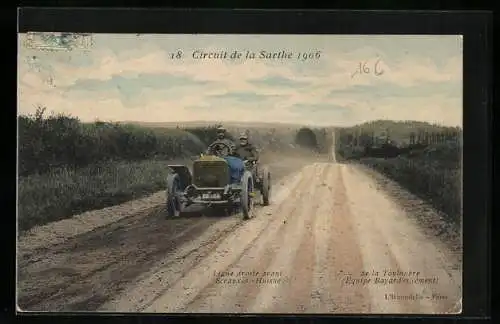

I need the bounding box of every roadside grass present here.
[359,143,462,227]
[335,120,462,227]
[18,159,179,232]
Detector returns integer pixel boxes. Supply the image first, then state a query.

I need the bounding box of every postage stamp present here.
[22,32,94,51]
[17,33,463,314]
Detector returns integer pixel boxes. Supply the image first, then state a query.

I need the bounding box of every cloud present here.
[207,91,287,103]
[248,75,309,88]
[61,73,215,107]
[287,104,354,125]
[17,34,463,127]
[289,103,352,114]
[328,80,462,99]
[68,73,211,91]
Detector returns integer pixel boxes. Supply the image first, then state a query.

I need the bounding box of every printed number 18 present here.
[170,50,183,59]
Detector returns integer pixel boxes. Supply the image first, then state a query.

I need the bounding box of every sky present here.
[17,34,463,127]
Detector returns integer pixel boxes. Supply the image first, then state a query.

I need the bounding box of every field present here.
[334,120,462,227]
[18,107,329,232]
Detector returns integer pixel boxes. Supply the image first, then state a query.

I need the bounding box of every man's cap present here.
[239,133,248,140]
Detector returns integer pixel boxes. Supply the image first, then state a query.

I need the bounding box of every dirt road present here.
[17,149,462,314]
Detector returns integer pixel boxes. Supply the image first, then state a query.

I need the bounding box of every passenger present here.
[235,133,259,162]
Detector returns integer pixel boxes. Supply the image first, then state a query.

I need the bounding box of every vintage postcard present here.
[17,33,463,314]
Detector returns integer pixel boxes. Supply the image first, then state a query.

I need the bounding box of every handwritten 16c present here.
[351,58,384,78]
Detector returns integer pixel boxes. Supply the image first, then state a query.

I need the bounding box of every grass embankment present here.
[18,160,177,231]
[18,109,228,231]
[335,120,462,227]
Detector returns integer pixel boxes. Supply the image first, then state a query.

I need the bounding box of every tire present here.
[241,171,254,220]
[261,167,271,206]
[166,173,183,217]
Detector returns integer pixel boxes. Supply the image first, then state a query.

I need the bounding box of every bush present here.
[18,108,219,176]
[294,127,333,153]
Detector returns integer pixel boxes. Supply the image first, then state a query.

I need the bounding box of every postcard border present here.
[12,8,492,322]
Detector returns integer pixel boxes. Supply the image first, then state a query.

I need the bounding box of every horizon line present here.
[16,113,462,129]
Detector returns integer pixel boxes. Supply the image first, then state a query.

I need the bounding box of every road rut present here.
[101,162,462,314]
[17,153,462,314]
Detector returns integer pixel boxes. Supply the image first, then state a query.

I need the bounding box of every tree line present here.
[18,107,225,177]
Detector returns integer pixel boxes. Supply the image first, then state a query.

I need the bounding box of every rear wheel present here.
[166,174,183,217]
[261,168,271,206]
[241,172,254,220]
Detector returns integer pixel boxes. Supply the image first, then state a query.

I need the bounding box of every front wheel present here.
[241,172,254,220]
[166,173,184,217]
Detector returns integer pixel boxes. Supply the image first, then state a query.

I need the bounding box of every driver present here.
[206,125,236,155]
[235,133,259,162]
